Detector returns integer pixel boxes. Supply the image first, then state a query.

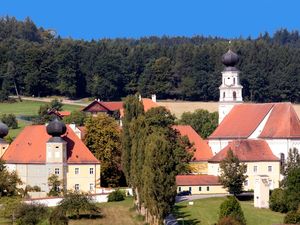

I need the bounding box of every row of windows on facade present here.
[178,186,210,192]
[56,183,95,192]
[54,167,94,175]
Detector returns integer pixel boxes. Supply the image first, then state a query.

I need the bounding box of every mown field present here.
[174,197,285,225]
[158,101,300,119]
[0,198,144,225]
[0,100,82,138]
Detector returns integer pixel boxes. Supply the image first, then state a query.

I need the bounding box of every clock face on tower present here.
[224,77,234,86]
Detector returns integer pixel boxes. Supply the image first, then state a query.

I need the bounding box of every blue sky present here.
[1,0,299,40]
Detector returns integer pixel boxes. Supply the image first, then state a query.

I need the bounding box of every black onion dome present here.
[46,118,66,137]
[222,50,239,67]
[0,121,8,138]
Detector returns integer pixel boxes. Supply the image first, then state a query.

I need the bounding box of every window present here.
[90,168,94,175]
[223,92,225,98]
[253,166,258,173]
[55,185,60,192]
[89,183,94,191]
[268,166,272,172]
[280,153,285,167]
[244,180,248,186]
[199,187,202,192]
[75,184,80,191]
[233,91,237,100]
[189,187,192,192]
[233,77,236,85]
[178,187,181,192]
[206,186,210,191]
[75,168,79,174]
[55,168,60,175]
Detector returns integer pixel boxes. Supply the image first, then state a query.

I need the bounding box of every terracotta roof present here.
[82,100,123,113]
[142,98,158,111]
[208,139,279,163]
[259,103,300,139]
[176,175,220,186]
[209,103,273,139]
[58,111,71,117]
[2,125,99,164]
[119,98,158,118]
[173,125,213,161]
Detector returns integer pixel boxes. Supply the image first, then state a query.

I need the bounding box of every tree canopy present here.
[84,113,123,187]
[1,17,300,102]
[219,149,247,196]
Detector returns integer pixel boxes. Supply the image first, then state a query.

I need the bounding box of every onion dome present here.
[222,50,239,67]
[46,118,66,137]
[0,121,9,139]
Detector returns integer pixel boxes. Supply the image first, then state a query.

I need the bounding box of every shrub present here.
[0,114,18,129]
[219,196,246,225]
[108,189,126,202]
[269,188,288,213]
[217,216,242,225]
[284,211,300,224]
[49,207,69,225]
[15,203,48,225]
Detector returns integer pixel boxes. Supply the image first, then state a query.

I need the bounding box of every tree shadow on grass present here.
[68,213,103,220]
[172,205,201,225]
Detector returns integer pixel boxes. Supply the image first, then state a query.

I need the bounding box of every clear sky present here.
[1,0,299,40]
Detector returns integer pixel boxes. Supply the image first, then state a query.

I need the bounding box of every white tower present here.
[218,50,243,124]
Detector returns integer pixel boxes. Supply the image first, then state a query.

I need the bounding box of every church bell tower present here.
[218,49,243,124]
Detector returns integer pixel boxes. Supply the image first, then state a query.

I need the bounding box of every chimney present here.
[151,94,157,102]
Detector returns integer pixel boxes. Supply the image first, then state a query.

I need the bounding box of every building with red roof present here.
[1,120,100,196]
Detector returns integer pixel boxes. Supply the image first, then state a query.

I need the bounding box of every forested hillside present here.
[1,16,300,102]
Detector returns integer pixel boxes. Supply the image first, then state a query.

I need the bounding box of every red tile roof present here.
[2,125,99,164]
[82,100,123,113]
[173,125,213,161]
[259,103,300,139]
[58,111,71,117]
[176,175,220,186]
[208,139,279,163]
[209,103,273,139]
[119,98,158,118]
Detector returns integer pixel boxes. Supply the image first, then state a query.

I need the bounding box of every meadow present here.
[0,100,82,138]
[174,197,285,225]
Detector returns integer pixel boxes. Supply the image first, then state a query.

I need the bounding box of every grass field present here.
[174,197,285,225]
[158,101,300,119]
[0,100,82,116]
[68,198,144,225]
[0,100,82,138]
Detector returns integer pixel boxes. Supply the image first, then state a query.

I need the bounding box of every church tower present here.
[218,49,243,124]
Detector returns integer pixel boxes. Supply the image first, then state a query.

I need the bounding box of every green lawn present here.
[0,100,82,116]
[174,197,285,225]
[0,100,82,138]
[68,197,144,225]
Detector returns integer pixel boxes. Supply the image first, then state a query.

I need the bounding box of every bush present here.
[15,203,48,225]
[284,211,300,224]
[108,189,126,202]
[49,207,69,225]
[219,196,246,225]
[217,216,242,225]
[0,114,18,129]
[269,188,288,213]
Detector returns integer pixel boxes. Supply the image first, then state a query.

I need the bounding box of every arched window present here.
[223,92,225,99]
[233,77,236,85]
[233,91,237,100]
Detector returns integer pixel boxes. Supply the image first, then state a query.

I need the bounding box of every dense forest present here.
[0,16,300,102]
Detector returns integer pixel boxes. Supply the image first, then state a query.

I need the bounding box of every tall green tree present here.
[219,149,247,196]
[121,95,144,185]
[127,107,192,225]
[85,114,123,187]
[179,109,218,138]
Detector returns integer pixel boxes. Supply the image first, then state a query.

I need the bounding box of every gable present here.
[2,125,99,164]
[209,103,273,139]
